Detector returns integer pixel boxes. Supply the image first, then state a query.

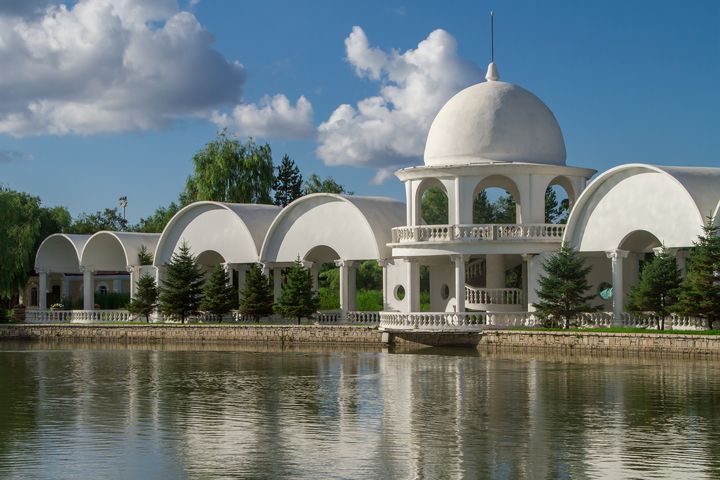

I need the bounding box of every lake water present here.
[0,341,719,479]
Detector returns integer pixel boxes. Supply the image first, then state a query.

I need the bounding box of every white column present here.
[38,269,48,310]
[155,266,166,288]
[378,259,389,310]
[523,254,538,312]
[273,267,283,303]
[335,260,350,316]
[485,254,505,288]
[405,181,414,226]
[127,266,136,299]
[406,259,420,312]
[606,249,629,325]
[452,255,466,313]
[82,267,95,311]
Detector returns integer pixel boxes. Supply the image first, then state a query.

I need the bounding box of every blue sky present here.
[0,0,718,223]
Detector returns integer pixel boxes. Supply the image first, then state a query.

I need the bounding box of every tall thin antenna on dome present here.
[490,11,495,63]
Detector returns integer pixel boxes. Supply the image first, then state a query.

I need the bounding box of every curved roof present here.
[154,201,281,266]
[35,233,90,273]
[424,65,566,167]
[260,194,405,262]
[564,164,720,251]
[81,232,160,270]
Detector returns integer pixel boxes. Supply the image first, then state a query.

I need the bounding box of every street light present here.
[119,196,128,220]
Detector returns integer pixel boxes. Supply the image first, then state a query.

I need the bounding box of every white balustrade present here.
[379,311,536,331]
[465,287,524,307]
[391,224,566,244]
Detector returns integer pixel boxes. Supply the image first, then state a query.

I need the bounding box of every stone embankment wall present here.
[0,324,383,345]
[1,325,719,354]
[479,330,720,355]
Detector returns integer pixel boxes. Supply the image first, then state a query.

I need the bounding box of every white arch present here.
[564,164,720,251]
[81,231,160,270]
[35,234,89,273]
[154,201,281,266]
[260,194,405,262]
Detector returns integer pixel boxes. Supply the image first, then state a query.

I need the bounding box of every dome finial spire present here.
[485,11,500,81]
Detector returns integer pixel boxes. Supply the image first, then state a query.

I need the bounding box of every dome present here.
[424,63,566,167]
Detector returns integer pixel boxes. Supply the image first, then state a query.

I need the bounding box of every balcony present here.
[391,224,565,244]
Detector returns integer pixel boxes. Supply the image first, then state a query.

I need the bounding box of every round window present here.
[441,284,450,300]
[394,285,406,301]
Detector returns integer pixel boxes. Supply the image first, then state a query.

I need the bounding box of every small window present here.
[98,285,108,296]
[441,284,450,300]
[30,287,38,307]
[394,285,406,301]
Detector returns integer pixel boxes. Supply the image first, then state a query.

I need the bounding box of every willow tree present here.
[181,130,275,205]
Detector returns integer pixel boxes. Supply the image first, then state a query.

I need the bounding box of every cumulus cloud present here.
[0,150,33,163]
[317,26,482,183]
[211,94,315,140]
[0,0,245,136]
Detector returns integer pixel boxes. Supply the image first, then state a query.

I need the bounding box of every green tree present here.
[276,257,319,324]
[534,243,598,329]
[356,260,382,290]
[128,273,158,323]
[238,263,274,322]
[302,174,351,195]
[675,222,720,329]
[273,154,303,207]
[133,202,180,233]
[472,190,495,223]
[627,248,681,330]
[492,193,517,223]
[421,187,448,224]
[200,265,236,321]
[137,245,154,265]
[545,186,570,224]
[69,208,128,234]
[181,131,274,205]
[0,188,40,301]
[158,241,204,323]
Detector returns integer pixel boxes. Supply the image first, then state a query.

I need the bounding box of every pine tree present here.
[200,265,236,321]
[137,244,154,265]
[273,154,303,207]
[276,257,319,324]
[158,241,204,323]
[627,248,681,330]
[238,263,275,322]
[675,221,720,329]
[534,243,598,329]
[128,273,158,323]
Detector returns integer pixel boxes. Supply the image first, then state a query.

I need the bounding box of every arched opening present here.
[417,178,449,225]
[619,230,662,253]
[545,176,574,224]
[472,175,521,224]
[305,245,341,311]
[196,250,226,276]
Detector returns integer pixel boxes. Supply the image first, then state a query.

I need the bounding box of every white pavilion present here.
[26,61,720,330]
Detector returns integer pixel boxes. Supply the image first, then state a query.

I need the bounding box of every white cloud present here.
[317,26,482,183]
[211,94,315,140]
[0,0,244,136]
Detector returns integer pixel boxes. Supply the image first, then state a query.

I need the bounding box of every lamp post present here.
[118,196,128,220]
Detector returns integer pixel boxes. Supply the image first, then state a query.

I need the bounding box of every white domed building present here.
[27,62,720,330]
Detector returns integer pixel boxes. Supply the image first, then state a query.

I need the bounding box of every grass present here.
[506,326,720,335]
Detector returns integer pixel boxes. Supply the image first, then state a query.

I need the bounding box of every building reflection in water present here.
[1,342,720,479]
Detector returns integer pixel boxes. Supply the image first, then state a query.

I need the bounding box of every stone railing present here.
[578,312,706,330]
[465,287,524,307]
[25,309,74,324]
[379,311,536,331]
[317,310,381,325]
[26,309,133,324]
[346,311,381,325]
[391,224,566,244]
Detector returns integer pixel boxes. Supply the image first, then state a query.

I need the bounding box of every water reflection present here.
[0,342,719,479]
